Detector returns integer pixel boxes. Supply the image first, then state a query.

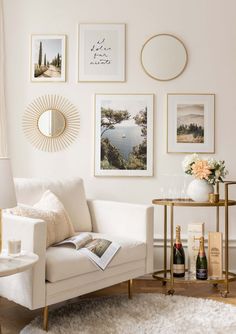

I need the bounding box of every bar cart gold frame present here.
[152,181,236,298]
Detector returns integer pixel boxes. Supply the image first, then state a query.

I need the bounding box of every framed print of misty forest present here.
[167,93,215,153]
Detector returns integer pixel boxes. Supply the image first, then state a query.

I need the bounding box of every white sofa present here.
[0,178,154,330]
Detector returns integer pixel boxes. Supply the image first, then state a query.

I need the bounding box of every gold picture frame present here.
[30,34,66,82]
[167,93,215,153]
[78,23,126,82]
[94,93,154,176]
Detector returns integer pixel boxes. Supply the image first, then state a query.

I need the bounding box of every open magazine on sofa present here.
[54,233,120,270]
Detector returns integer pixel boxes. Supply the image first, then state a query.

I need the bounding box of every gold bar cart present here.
[152,181,236,298]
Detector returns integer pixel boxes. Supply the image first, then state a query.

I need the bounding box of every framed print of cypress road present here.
[31,34,66,82]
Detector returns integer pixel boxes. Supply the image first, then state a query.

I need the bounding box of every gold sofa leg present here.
[128,279,133,299]
[43,306,49,331]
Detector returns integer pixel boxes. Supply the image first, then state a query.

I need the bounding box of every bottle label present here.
[196,268,207,279]
[199,251,206,257]
[173,264,185,274]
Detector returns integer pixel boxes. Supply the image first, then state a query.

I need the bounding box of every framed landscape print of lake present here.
[95,94,153,176]
[31,35,66,82]
[78,24,125,82]
[167,94,215,153]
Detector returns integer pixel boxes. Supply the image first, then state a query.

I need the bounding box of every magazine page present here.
[54,233,92,250]
[79,238,120,270]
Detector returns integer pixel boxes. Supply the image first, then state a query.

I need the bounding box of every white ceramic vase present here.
[187,179,214,202]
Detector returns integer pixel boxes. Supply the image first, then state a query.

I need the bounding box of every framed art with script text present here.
[167,93,215,153]
[78,24,125,82]
[95,94,153,176]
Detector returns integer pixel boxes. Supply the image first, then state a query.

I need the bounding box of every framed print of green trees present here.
[95,94,153,176]
[31,35,66,82]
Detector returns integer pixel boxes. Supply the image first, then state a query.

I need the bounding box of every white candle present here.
[8,239,21,255]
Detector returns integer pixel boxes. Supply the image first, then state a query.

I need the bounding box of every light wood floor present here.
[1,277,236,333]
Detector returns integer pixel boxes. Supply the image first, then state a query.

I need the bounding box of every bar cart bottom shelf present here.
[152,270,236,297]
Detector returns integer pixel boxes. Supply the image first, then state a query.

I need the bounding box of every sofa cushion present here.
[35,190,75,245]
[14,177,92,232]
[46,233,146,283]
[10,205,66,248]
[10,190,75,247]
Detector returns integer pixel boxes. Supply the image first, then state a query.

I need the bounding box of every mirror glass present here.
[141,34,188,81]
[38,109,66,137]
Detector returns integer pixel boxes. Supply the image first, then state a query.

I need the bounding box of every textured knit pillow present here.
[11,190,75,247]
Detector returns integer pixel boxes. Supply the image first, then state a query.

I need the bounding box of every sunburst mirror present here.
[23,95,80,152]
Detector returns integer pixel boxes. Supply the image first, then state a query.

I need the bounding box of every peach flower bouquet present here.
[182,154,228,185]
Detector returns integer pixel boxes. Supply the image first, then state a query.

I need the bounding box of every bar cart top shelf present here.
[152,198,236,207]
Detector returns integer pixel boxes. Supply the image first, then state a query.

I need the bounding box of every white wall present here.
[3,0,236,269]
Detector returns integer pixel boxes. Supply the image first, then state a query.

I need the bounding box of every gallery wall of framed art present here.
[27,24,217,175]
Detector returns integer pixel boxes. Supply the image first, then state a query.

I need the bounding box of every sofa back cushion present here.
[14,178,92,232]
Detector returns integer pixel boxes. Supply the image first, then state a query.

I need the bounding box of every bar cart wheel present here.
[220,290,228,298]
[167,289,175,295]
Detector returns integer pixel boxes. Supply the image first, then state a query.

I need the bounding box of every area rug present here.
[21,293,236,334]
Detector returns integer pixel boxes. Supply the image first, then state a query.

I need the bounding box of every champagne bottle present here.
[173,225,185,277]
[196,236,208,280]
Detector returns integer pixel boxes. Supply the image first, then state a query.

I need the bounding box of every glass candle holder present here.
[8,239,21,256]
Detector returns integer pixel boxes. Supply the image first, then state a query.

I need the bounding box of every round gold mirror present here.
[23,95,80,152]
[141,34,188,81]
[38,109,66,138]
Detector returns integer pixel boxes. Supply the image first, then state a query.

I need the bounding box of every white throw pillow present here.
[11,190,75,247]
[14,178,92,232]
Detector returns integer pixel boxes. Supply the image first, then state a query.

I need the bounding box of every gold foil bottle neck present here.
[175,225,181,244]
[199,236,205,253]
